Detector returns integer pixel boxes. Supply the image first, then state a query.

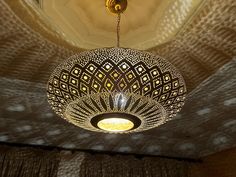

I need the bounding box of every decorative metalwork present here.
[47,48,187,133]
[105,0,127,14]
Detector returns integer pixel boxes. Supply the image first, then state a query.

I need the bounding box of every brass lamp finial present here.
[105,0,127,14]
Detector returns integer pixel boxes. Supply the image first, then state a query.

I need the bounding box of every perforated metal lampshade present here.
[47,48,187,133]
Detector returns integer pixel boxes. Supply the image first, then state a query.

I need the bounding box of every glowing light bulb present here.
[97,118,134,132]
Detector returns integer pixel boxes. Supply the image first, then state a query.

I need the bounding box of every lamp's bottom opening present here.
[90,113,141,132]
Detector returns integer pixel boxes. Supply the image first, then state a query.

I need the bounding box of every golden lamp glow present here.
[97,118,134,132]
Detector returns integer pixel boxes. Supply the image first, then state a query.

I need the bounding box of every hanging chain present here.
[116,13,121,47]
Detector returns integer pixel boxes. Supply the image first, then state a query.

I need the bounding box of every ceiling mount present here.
[105,0,127,14]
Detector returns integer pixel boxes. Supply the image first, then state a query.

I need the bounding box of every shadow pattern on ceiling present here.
[0,59,235,158]
[0,0,235,158]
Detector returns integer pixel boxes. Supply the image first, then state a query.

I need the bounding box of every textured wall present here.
[0,144,190,177]
[190,148,236,177]
[1,143,236,177]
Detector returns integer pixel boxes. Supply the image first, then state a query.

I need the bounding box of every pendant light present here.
[47,0,187,133]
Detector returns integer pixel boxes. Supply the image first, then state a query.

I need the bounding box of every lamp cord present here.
[117,13,121,47]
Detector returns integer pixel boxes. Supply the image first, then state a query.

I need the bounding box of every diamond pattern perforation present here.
[47,48,187,132]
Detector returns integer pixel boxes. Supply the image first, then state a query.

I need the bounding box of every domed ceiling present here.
[0,0,236,159]
[36,0,203,49]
